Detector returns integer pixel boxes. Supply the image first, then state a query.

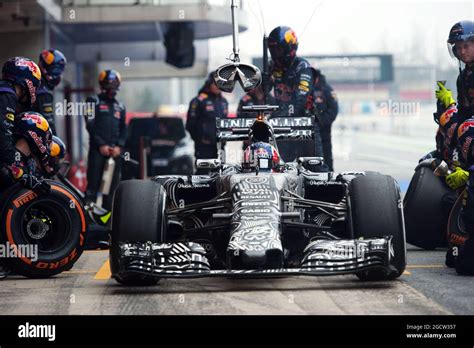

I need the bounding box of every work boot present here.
[456,237,474,275]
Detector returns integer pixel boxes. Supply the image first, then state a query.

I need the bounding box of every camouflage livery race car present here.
[109,106,406,285]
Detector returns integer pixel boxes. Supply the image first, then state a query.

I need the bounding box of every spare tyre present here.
[447,190,469,249]
[404,166,451,250]
[0,181,87,278]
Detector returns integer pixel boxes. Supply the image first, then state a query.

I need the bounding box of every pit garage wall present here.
[0,31,43,65]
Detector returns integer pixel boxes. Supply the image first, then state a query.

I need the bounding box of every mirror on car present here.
[196,159,222,169]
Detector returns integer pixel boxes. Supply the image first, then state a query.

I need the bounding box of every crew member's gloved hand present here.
[99,145,112,157]
[445,166,469,190]
[435,82,456,109]
[18,173,51,194]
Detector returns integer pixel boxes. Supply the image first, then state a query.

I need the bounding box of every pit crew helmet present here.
[268,26,298,69]
[448,21,474,59]
[14,112,53,164]
[38,49,67,88]
[99,69,121,91]
[48,135,67,175]
[2,57,41,104]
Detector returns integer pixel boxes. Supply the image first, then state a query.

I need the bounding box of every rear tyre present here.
[110,180,167,286]
[349,174,406,281]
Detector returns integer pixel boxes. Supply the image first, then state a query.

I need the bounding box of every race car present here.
[110,105,406,285]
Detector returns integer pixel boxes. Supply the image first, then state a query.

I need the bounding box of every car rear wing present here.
[216,115,315,142]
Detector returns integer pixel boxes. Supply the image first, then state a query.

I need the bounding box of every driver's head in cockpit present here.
[243,142,281,173]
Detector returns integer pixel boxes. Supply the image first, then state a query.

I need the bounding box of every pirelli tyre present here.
[403,166,451,250]
[349,173,406,281]
[0,181,86,278]
[110,180,167,286]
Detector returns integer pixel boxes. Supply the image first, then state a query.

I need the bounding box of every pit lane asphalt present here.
[0,111,471,315]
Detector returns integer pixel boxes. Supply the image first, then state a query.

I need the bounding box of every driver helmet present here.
[243,142,281,172]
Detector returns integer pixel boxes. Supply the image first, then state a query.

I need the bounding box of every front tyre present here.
[110,180,167,286]
[349,174,406,281]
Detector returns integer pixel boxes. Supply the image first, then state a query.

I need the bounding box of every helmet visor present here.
[448,33,474,44]
[49,64,65,77]
[448,42,458,59]
[269,45,286,61]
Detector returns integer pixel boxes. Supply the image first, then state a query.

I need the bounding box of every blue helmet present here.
[48,135,67,175]
[2,57,42,104]
[268,26,298,69]
[99,69,121,91]
[14,112,52,163]
[39,49,67,88]
[447,21,474,59]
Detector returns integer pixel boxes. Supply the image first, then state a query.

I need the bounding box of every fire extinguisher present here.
[68,160,88,192]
